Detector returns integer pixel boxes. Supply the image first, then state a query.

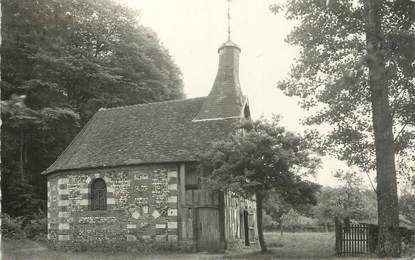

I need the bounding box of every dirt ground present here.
[2,232,414,260]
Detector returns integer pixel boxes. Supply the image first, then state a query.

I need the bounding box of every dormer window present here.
[244,104,251,120]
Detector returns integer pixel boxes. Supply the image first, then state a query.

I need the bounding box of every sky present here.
[115,0,370,188]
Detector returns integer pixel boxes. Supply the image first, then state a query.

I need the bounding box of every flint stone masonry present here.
[47,164,178,250]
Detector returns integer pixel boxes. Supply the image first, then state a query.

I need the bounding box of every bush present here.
[2,211,47,241]
[23,211,47,240]
[1,214,26,240]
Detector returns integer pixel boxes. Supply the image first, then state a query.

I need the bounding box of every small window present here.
[185,164,200,190]
[91,178,107,210]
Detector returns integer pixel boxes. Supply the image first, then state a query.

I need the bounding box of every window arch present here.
[91,178,107,210]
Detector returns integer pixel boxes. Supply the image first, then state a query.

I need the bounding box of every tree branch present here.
[393,123,408,143]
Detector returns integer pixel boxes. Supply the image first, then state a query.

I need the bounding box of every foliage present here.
[263,192,316,233]
[1,214,27,240]
[312,171,377,224]
[23,211,47,240]
[1,210,47,240]
[399,192,415,226]
[199,117,321,251]
[199,117,321,198]
[264,194,291,229]
[262,213,275,229]
[271,0,414,177]
[1,0,184,218]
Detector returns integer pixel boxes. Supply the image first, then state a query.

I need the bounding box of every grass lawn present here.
[2,232,414,260]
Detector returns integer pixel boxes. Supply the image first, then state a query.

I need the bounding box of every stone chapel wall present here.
[47,164,179,250]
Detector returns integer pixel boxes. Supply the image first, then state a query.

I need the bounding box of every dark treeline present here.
[1,0,184,218]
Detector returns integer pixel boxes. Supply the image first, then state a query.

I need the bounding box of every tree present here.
[264,194,291,236]
[199,118,321,252]
[264,188,317,235]
[1,0,185,218]
[272,0,414,256]
[312,171,377,228]
[1,94,79,216]
[2,0,184,123]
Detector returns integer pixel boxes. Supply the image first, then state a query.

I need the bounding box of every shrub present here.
[23,211,47,240]
[1,214,26,240]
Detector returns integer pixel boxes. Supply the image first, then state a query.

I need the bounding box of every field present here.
[1,232,414,260]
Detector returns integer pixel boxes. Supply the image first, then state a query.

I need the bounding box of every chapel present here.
[43,35,257,251]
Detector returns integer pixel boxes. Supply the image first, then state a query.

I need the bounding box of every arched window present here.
[91,178,107,210]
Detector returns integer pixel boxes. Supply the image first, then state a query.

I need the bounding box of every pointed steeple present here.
[194,1,244,121]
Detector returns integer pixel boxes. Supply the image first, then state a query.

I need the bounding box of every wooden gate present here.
[196,207,221,251]
[335,221,377,256]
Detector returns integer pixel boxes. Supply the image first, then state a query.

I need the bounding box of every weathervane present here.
[227,0,232,41]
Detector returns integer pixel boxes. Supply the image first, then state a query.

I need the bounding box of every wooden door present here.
[196,207,220,251]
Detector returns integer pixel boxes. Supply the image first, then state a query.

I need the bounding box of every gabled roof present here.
[43,97,240,175]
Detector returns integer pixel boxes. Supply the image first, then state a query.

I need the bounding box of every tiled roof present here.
[43,97,240,174]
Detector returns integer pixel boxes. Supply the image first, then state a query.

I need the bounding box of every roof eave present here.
[43,159,200,176]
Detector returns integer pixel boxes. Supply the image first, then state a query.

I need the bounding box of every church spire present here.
[227,0,231,41]
[193,0,244,121]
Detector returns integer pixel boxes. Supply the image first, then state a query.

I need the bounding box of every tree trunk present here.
[364,0,400,257]
[256,191,267,252]
[280,220,283,236]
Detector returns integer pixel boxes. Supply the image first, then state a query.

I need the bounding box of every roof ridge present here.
[99,97,207,111]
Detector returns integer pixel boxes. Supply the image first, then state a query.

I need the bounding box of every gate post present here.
[368,224,378,253]
[335,217,342,256]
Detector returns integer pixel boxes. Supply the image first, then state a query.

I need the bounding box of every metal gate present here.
[335,221,377,256]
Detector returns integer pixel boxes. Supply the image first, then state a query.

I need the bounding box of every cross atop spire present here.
[227,0,232,41]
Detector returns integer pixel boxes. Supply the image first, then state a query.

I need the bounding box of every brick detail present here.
[168,235,178,242]
[57,177,71,240]
[127,224,137,229]
[156,224,166,229]
[107,198,116,205]
[156,234,167,241]
[59,223,70,230]
[168,222,178,229]
[167,196,177,203]
[58,178,69,185]
[58,200,69,207]
[58,189,69,195]
[58,212,70,218]
[167,209,177,216]
[168,183,177,190]
[58,235,70,241]
[167,170,178,236]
